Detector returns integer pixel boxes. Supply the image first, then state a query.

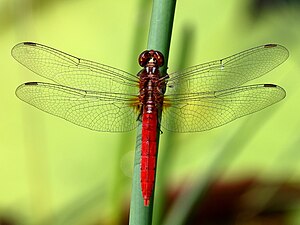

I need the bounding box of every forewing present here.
[12,42,139,94]
[162,84,285,132]
[166,44,289,94]
[16,82,139,132]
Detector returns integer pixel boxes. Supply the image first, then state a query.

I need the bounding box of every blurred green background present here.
[1,0,300,224]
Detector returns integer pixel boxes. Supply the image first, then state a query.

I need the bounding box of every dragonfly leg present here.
[136,112,142,122]
[156,113,163,134]
[157,74,169,94]
[159,74,169,81]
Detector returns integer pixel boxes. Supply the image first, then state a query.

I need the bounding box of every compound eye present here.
[138,51,151,67]
[154,51,164,67]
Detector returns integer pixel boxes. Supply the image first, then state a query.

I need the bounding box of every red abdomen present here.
[141,108,158,206]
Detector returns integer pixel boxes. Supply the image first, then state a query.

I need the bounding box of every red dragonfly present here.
[12,42,288,206]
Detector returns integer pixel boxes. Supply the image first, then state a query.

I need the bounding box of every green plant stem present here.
[129,0,177,225]
[153,27,195,225]
[147,0,176,72]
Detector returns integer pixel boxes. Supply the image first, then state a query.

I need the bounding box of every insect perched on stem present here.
[12,42,288,206]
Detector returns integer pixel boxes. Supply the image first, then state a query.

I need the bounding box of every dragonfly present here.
[12,42,289,206]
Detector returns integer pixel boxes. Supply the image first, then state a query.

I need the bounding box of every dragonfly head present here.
[138,50,164,68]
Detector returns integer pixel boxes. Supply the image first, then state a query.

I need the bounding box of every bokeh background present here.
[1,0,300,224]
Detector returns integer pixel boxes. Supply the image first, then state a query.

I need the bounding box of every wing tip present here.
[12,42,37,57]
[12,41,36,50]
[15,82,40,97]
[263,83,286,100]
[264,43,289,59]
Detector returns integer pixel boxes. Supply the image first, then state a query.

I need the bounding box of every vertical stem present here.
[129,0,177,225]
[153,27,195,225]
[147,0,176,73]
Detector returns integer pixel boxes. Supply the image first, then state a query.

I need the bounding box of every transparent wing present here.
[12,42,139,94]
[166,44,289,94]
[162,84,285,132]
[16,82,139,132]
